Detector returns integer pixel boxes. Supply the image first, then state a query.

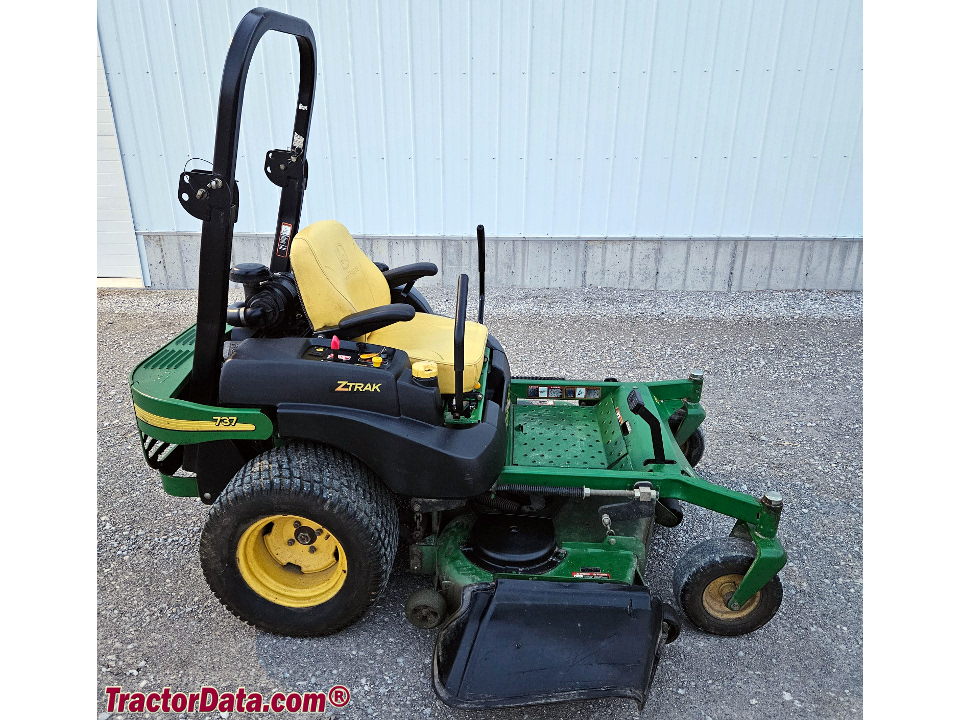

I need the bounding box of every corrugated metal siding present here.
[97,38,143,279]
[98,0,862,240]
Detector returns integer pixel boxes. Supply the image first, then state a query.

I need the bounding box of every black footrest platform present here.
[433,579,671,709]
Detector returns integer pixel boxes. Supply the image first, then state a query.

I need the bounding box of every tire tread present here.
[199,441,398,636]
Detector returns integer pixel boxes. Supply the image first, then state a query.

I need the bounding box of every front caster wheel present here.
[199,442,398,637]
[678,427,705,467]
[668,410,706,467]
[673,537,782,636]
[405,588,448,629]
[658,414,706,528]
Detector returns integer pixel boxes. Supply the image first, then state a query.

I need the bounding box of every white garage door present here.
[97,38,142,280]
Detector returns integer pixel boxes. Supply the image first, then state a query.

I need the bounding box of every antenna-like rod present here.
[477,224,486,324]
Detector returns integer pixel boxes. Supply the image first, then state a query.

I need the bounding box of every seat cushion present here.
[290,220,391,330]
[368,313,488,394]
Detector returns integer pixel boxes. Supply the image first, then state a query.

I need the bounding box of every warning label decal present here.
[277,222,293,258]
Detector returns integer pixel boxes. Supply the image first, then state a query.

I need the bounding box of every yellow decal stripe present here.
[134,405,256,432]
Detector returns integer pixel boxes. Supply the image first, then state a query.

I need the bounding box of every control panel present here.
[301,335,397,369]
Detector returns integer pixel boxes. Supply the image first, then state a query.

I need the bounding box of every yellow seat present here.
[290,220,488,394]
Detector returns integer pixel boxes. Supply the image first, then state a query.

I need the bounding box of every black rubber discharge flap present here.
[433,579,668,709]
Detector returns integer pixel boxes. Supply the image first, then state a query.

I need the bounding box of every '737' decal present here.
[134,405,257,433]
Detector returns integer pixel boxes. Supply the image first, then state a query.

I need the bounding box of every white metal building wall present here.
[97,0,862,288]
[97,38,143,279]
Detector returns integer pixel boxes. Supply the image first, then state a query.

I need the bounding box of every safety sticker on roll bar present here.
[277,222,293,258]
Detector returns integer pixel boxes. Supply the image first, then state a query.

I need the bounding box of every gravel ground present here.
[98,287,862,720]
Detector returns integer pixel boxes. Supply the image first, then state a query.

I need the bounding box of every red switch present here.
[331,335,340,350]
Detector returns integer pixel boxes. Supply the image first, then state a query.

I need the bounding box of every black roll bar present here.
[188,8,317,406]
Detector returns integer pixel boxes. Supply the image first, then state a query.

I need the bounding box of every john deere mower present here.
[128,8,787,710]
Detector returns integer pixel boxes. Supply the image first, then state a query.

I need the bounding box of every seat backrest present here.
[290,220,391,329]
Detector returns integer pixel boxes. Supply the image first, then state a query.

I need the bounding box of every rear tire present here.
[199,441,398,637]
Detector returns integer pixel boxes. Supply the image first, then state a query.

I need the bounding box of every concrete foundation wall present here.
[141,234,861,292]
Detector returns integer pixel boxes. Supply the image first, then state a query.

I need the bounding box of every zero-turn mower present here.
[128,8,787,711]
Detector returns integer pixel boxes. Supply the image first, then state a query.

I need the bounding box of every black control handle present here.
[452,273,469,415]
[626,388,674,466]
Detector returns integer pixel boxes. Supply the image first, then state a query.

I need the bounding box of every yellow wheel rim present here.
[237,514,347,608]
[701,573,760,620]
